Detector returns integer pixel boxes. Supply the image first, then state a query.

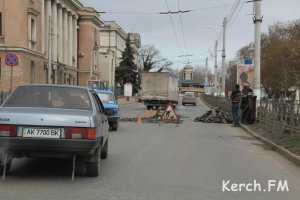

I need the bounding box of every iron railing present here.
[202,94,300,135]
[257,99,300,135]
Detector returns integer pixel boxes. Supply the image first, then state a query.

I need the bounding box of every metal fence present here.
[257,100,300,135]
[0,91,10,105]
[202,94,300,135]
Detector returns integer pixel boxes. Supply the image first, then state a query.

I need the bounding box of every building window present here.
[30,61,35,83]
[0,12,3,36]
[28,15,37,49]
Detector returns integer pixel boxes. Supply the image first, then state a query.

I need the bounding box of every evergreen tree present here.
[115,35,140,94]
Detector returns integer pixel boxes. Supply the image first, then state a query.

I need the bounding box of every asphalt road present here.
[0,99,300,200]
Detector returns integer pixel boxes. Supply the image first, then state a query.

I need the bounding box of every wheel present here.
[147,106,151,110]
[0,159,12,174]
[101,140,108,159]
[86,148,101,177]
[111,122,118,131]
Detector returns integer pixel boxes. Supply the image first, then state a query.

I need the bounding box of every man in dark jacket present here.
[231,84,242,127]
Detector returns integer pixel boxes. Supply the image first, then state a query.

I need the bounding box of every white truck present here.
[141,71,179,110]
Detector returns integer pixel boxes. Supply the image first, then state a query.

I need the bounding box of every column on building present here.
[41,0,45,54]
[45,0,52,57]
[52,0,58,84]
[68,13,73,67]
[63,8,69,66]
[73,16,78,69]
[45,0,52,84]
[57,3,63,63]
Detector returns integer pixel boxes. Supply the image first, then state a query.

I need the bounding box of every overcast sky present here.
[82,0,300,70]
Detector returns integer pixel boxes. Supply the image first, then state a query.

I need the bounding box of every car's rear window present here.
[184,92,195,97]
[97,92,114,104]
[4,86,92,110]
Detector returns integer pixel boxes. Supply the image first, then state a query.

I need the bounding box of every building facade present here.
[77,7,103,86]
[0,0,83,92]
[99,21,127,88]
[183,65,193,81]
[0,0,141,91]
[99,22,142,89]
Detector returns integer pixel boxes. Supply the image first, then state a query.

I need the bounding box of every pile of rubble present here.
[194,108,233,124]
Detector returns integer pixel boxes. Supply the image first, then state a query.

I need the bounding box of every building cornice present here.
[0,47,46,59]
[101,21,127,40]
[71,0,84,9]
[79,15,103,28]
[78,7,104,28]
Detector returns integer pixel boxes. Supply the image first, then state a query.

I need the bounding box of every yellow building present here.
[0,0,83,92]
[77,7,103,86]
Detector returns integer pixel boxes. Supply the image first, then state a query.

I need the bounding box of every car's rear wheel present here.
[111,122,118,131]
[101,140,108,159]
[86,148,101,177]
[0,159,12,174]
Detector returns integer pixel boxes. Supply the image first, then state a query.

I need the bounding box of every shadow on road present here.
[8,158,76,178]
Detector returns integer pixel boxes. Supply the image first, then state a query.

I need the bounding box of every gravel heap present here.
[194,108,233,124]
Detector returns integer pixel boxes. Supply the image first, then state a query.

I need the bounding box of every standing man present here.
[231,84,242,127]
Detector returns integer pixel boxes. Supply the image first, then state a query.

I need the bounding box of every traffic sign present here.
[5,53,18,66]
[5,53,18,92]
[244,57,253,65]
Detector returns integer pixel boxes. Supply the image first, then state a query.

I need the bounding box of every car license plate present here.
[22,128,63,139]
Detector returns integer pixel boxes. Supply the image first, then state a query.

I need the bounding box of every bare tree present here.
[139,45,173,71]
[139,45,161,72]
[231,20,300,98]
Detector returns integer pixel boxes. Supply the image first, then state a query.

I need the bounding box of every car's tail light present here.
[65,128,96,140]
[0,125,17,137]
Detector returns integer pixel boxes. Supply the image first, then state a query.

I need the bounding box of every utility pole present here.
[205,57,209,94]
[48,16,52,84]
[253,0,262,99]
[214,40,218,96]
[221,17,227,97]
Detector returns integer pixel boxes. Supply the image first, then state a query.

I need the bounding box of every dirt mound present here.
[194,109,233,124]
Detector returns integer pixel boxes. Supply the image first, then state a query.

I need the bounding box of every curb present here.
[241,125,300,167]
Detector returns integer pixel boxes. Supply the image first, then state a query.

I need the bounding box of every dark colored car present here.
[0,85,109,177]
[95,89,120,131]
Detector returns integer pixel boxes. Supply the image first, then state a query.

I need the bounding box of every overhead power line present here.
[178,54,193,58]
[97,4,232,15]
[177,0,188,55]
[163,0,183,55]
[228,1,246,27]
[227,0,243,23]
[160,10,192,14]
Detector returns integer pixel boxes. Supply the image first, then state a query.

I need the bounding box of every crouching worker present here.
[230,84,242,127]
